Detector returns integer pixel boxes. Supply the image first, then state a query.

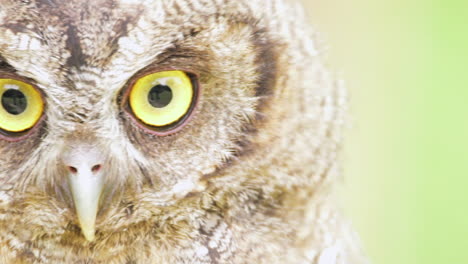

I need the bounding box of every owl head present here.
[0,0,347,261]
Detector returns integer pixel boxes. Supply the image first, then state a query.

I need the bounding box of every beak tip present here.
[82,228,96,242]
[79,218,97,242]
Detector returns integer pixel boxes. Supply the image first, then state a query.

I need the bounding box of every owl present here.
[0,0,367,263]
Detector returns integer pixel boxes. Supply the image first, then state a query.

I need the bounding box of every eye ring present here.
[0,74,45,142]
[121,69,200,136]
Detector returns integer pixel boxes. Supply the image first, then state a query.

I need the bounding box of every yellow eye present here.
[129,70,196,129]
[0,78,43,133]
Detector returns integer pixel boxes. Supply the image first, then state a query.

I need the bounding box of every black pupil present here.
[148,84,172,108]
[2,89,27,115]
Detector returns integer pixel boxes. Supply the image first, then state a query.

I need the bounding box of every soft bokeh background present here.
[298,0,468,263]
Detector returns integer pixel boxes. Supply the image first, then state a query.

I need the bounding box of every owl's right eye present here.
[0,78,44,138]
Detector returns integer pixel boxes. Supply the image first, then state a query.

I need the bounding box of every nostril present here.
[68,166,78,174]
[91,164,102,173]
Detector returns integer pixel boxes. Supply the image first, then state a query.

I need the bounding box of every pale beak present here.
[62,145,104,242]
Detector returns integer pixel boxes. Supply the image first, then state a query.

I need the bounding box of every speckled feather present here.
[0,0,367,263]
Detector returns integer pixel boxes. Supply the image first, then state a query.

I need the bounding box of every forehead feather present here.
[0,0,258,74]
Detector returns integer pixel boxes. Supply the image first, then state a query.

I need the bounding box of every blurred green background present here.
[298,0,468,263]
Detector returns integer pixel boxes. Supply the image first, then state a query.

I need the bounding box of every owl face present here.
[0,0,277,241]
[0,0,348,262]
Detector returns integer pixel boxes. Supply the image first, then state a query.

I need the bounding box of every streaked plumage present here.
[0,0,367,263]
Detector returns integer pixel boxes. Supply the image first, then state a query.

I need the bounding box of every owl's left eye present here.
[123,70,199,135]
[0,78,44,136]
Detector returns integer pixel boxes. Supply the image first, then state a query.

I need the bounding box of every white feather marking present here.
[118,36,145,55]
[0,191,11,204]
[171,180,196,198]
[17,34,30,50]
[195,246,209,257]
[28,37,42,50]
[318,245,340,264]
